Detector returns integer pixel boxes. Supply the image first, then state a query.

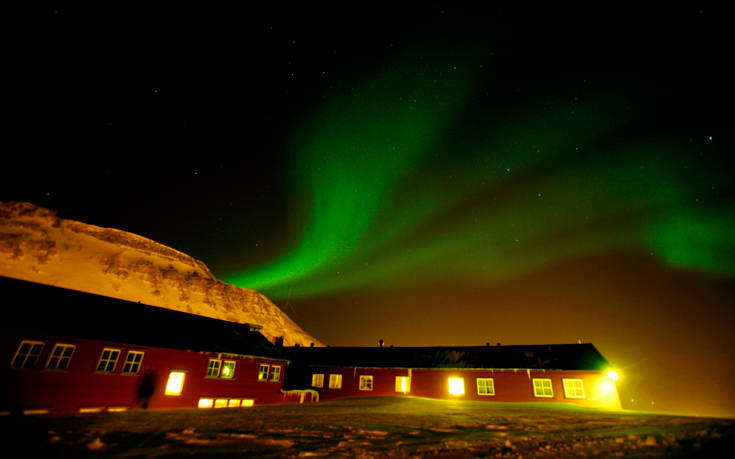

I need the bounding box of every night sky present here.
[5,5,734,417]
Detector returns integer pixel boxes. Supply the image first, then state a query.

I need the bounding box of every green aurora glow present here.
[224,54,732,299]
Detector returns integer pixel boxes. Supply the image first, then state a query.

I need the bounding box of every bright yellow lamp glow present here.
[606,370,620,381]
[600,380,615,394]
[448,377,465,395]
[198,398,214,409]
[165,371,186,395]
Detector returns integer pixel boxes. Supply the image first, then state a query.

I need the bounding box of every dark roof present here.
[0,275,287,360]
[284,344,611,371]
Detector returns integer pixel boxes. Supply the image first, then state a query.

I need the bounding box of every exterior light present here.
[606,370,620,382]
[448,377,465,395]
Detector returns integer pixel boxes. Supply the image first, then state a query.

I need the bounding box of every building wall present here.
[306,366,621,410]
[1,333,289,414]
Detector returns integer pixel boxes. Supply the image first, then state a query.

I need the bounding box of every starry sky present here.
[5,5,734,417]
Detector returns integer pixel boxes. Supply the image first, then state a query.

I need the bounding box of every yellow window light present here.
[214,399,228,408]
[108,407,129,412]
[606,370,620,382]
[198,398,214,409]
[79,407,104,413]
[228,399,241,408]
[448,377,465,395]
[241,399,255,407]
[165,371,186,396]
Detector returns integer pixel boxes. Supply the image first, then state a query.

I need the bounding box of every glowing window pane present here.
[108,407,128,412]
[328,374,342,389]
[221,361,236,379]
[532,378,553,397]
[79,407,104,413]
[395,376,410,393]
[198,398,214,409]
[241,399,254,407]
[311,373,324,388]
[477,378,495,396]
[269,365,281,382]
[448,377,465,395]
[206,359,221,377]
[228,399,241,408]
[359,375,373,391]
[165,371,186,395]
[563,379,585,399]
[214,399,228,408]
[258,364,269,381]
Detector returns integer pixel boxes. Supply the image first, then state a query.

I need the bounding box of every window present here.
[221,360,236,379]
[269,365,281,382]
[533,378,554,397]
[448,377,465,395]
[198,398,214,409]
[359,375,373,391]
[563,379,586,399]
[10,340,44,369]
[258,364,269,381]
[122,351,144,375]
[328,374,342,389]
[165,371,186,395]
[46,343,76,370]
[214,399,228,408]
[311,373,324,388]
[206,359,221,377]
[476,378,495,396]
[96,348,121,373]
[395,376,410,393]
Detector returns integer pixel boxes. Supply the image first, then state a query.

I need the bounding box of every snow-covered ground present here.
[5,397,732,457]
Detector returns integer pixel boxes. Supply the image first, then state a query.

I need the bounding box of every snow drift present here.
[0,201,320,347]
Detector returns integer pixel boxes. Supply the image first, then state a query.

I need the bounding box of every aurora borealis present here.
[4,5,733,417]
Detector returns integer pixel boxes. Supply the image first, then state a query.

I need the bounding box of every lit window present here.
[448,377,465,395]
[10,340,44,369]
[79,407,104,413]
[329,374,342,389]
[206,359,221,377]
[476,378,495,396]
[533,378,553,397]
[258,364,269,381]
[214,399,228,408]
[165,371,186,395]
[241,399,254,407]
[228,399,241,408]
[563,379,585,398]
[108,407,129,412]
[311,373,324,388]
[395,376,410,394]
[198,398,214,409]
[122,351,144,375]
[269,365,281,382]
[221,360,236,379]
[96,348,121,373]
[46,343,76,370]
[359,375,373,391]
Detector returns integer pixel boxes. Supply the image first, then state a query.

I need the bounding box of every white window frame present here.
[96,348,121,373]
[221,360,236,379]
[311,373,324,388]
[359,375,373,391]
[532,378,554,397]
[476,377,495,396]
[122,350,145,375]
[257,364,269,381]
[328,373,342,389]
[10,340,45,369]
[46,343,76,370]
[269,365,281,382]
[206,359,221,378]
[562,378,586,399]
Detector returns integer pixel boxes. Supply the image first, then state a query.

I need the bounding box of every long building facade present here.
[1,275,621,414]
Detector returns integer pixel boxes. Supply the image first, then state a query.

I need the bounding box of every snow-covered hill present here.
[0,201,320,347]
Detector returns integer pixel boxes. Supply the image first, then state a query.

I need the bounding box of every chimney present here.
[310,342,315,348]
[274,336,284,347]
[379,339,384,348]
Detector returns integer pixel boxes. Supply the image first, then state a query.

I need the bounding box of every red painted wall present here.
[1,333,290,414]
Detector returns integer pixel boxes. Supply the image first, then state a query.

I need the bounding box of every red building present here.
[2,275,622,414]
[1,276,290,414]
[283,345,622,410]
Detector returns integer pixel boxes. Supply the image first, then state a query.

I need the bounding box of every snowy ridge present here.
[0,201,320,347]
